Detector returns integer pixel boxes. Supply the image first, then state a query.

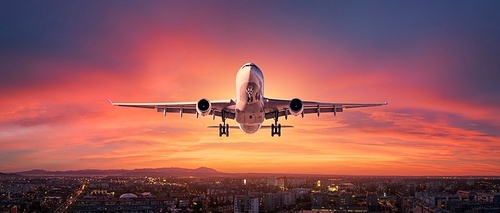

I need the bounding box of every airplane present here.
[110,62,388,137]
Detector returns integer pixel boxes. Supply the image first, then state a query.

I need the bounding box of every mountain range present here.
[12,167,226,177]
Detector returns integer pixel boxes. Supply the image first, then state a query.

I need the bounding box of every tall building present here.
[267,177,277,187]
[267,176,288,190]
[262,193,286,212]
[340,192,352,206]
[366,192,378,211]
[277,177,288,190]
[234,195,259,213]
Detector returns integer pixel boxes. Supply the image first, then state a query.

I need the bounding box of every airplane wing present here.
[109,99,236,119]
[263,98,388,119]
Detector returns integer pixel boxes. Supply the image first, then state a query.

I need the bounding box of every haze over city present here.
[0,1,499,175]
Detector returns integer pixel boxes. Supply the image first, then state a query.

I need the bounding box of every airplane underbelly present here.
[235,104,264,124]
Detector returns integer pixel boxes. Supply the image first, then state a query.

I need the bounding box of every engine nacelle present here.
[196,98,212,116]
[289,98,304,116]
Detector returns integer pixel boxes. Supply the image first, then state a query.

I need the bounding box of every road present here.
[54,184,86,213]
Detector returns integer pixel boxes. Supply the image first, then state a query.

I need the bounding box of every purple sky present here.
[0,1,499,175]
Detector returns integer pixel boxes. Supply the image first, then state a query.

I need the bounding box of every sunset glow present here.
[0,1,499,175]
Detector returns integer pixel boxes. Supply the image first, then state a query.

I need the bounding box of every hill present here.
[17,167,226,177]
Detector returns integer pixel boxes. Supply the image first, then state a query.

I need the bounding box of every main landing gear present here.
[219,112,229,137]
[271,111,281,137]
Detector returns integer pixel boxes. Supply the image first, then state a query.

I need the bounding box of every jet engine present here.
[289,98,304,116]
[196,98,212,116]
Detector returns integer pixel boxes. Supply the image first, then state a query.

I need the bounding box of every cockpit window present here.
[242,63,258,69]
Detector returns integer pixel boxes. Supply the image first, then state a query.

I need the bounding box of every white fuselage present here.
[235,63,265,133]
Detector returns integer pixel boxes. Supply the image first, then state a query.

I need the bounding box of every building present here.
[366,192,378,211]
[277,177,288,191]
[262,193,287,212]
[74,198,178,213]
[234,195,259,213]
[267,176,288,190]
[119,193,138,199]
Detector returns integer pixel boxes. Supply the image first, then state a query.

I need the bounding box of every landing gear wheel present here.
[218,122,229,137]
[217,111,229,137]
[271,123,282,137]
[219,124,223,137]
[271,112,282,137]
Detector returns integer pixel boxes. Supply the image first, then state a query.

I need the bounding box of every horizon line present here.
[3,167,499,177]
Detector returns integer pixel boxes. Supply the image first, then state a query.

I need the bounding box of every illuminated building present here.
[277,177,288,190]
[267,176,288,190]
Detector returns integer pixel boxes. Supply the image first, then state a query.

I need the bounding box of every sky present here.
[0,1,499,176]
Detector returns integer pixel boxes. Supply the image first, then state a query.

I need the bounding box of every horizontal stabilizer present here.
[207,125,241,129]
[260,125,293,129]
[207,125,294,129]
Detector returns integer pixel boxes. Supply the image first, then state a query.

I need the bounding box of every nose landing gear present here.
[271,111,282,137]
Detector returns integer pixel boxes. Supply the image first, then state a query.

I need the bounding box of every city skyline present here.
[2,173,499,213]
[1,1,499,175]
